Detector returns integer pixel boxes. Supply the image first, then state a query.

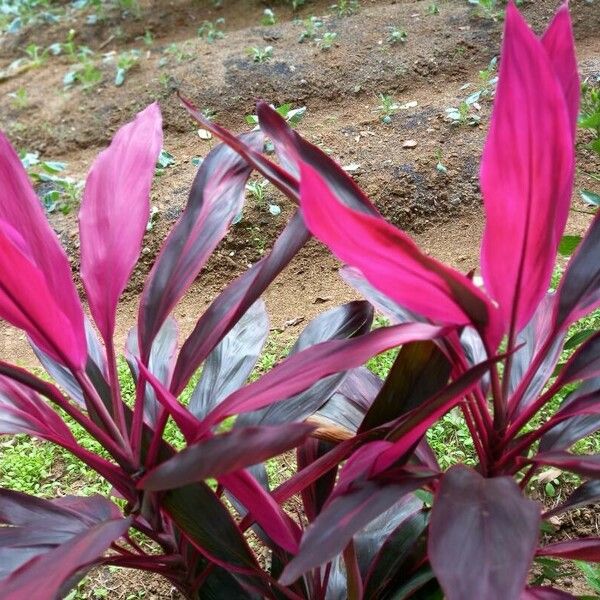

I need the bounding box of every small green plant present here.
[427,2,439,14]
[575,561,600,595]
[22,43,47,67]
[155,149,175,176]
[386,26,407,44]
[115,0,140,18]
[246,103,306,129]
[298,15,322,42]
[162,42,193,63]
[8,87,28,109]
[114,49,140,86]
[316,31,337,50]
[580,77,600,157]
[139,29,153,45]
[261,8,276,25]
[468,0,500,19]
[376,93,399,124]
[331,0,358,16]
[197,17,225,42]
[64,59,102,90]
[247,45,273,63]
[445,100,481,126]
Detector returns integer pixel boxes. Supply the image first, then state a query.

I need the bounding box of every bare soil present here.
[0,0,599,597]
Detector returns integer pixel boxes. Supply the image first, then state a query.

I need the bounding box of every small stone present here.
[403,139,418,148]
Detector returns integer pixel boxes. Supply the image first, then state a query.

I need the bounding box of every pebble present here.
[403,139,418,148]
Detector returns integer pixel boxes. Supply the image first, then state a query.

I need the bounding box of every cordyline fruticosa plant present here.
[0,2,597,599]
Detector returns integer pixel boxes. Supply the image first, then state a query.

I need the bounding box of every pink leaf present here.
[79,103,162,343]
[0,222,84,367]
[479,3,575,336]
[0,134,85,368]
[299,163,501,348]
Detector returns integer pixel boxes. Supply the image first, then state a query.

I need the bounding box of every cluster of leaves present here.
[1,4,600,600]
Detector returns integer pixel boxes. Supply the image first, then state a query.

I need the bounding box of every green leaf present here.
[564,328,596,350]
[558,235,582,257]
[581,190,600,207]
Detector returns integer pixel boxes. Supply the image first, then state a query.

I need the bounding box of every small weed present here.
[247,45,273,63]
[386,26,407,44]
[261,8,276,26]
[246,103,306,129]
[331,0,358,16]
[317,31,337,50]
[198,17,225,43]
[445,100,481,126]
[580,77,600,157]
[64,59,102,90]
[8,87,28,109]
[427,2,439,15]
[23,43,47,67]
[468,0,500,20]
[246,179,282,216]
[376,93,399,124]
[114,49,140,86]
[298,16,323,42]
[162,42,193,63]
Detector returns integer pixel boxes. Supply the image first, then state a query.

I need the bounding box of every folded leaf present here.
[0,132,85,368]
[79,103,162,343]
[299,162,500,347]
[429,466,540,600]
[479,2,574,336]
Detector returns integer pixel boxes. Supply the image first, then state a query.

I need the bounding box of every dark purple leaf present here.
[179,94,299,200]
[315,367,382,433]
[279,471,433,585]
[0,517,131,599]
[555,212,600,330]
[171,210,310,395]
[554,330,600,388]
[545,480,600,518]
[428,465,540,600]
[256,101,379,216]
[198,323,447,435]
[139,423,313,491]
[138,131,264,358]
[189,300,268,420]
[531,451,600,478]
[508,294,564,415]
[360,340,450,432]
[362,507,428,599]
[537,538,600,561]
[540,378,600,452]
[237,301,374,428]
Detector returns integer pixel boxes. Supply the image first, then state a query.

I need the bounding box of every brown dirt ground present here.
[0,0,599,597]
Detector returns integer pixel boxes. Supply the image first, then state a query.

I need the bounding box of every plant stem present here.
[106,335,128,439]
[343,540,363,600]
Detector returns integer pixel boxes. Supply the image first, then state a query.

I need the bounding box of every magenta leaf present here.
[541,4,579,140]
[179,94,299,201]
[299,162,500,347]
[0,222,85,368]
[138,131,264,358]
[139,423,314,491]
[429,465,540,600]
[79,103,162,343]
[479,2,574,336]
[537,538,600,561]
[220,470,302,554]
[0,133,86,368]
[170,210,310,395]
